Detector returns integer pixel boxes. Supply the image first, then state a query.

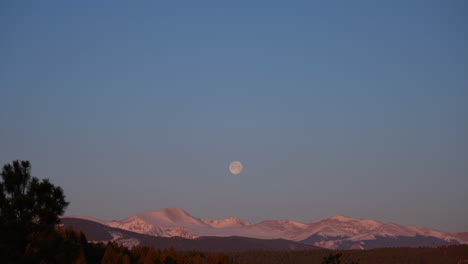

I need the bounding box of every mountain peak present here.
[328,215,357,221]
[131,208,209,228]
[141,208,194,219]
[159,208,190,215]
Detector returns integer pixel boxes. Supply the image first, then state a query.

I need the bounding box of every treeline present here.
[227,245,468,264]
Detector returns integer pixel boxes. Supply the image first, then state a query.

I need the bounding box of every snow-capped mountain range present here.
[64,208,466,249]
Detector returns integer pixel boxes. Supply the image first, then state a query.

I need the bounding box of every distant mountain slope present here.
[454,232,468,241]
[64,208,466,250]
[60,218,320,252]
[300,217,465,249]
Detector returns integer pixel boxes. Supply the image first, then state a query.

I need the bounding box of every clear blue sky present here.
[1,1,467,232]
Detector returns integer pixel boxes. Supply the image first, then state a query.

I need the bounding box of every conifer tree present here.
[0,160,69,263]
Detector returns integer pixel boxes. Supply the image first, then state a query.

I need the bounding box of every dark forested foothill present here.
[227,245,468,264]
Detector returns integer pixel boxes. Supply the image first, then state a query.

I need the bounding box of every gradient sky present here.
[1,1,467,232]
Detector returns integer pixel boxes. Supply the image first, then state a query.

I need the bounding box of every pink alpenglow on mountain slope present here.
[64,208,467,249]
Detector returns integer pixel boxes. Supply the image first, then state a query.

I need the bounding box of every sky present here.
[1,1,467,232]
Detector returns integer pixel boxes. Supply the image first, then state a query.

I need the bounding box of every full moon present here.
[229,161,243,175]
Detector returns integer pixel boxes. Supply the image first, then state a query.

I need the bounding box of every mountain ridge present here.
[64,208,467,249]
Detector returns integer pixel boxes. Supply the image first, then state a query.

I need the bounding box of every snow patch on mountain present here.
[107,214,198,239]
